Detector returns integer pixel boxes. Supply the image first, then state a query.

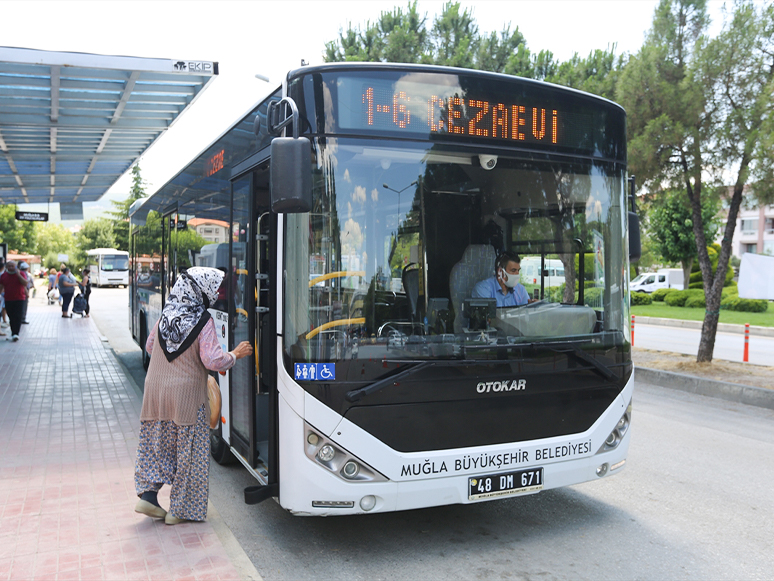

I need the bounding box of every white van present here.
[520,257,565,288]
[630,268,684,293]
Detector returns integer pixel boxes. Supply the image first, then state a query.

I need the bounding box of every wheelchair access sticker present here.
[294,363,336,381]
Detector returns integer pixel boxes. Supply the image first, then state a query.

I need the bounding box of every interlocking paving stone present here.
[0,297,243,581]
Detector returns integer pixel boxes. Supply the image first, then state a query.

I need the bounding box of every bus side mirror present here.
[270,136,312,213]
[628,211,641,262]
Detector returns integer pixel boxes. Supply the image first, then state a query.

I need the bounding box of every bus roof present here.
[86,248,128,255]
[286,62,626,113]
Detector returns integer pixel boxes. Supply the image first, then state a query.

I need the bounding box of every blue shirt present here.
[472,276,530,307]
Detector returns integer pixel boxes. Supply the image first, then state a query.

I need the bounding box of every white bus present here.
[86,248,129,287]
[129,63,640,516]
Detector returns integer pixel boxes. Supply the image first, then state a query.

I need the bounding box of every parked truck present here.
[630,268,684,293]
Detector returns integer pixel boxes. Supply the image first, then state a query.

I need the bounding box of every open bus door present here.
[213,168,278,502]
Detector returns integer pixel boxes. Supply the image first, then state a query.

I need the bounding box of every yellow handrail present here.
[309,270,365,287]
[306,318,366,340]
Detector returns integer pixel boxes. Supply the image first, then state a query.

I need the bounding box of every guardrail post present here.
[743,323,749,362]
[631,314,635,346]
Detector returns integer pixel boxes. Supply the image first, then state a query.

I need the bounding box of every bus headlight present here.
[318,444,335,462]
[304,424,388,484]
[342,461,360,479]
[597,401,632,454]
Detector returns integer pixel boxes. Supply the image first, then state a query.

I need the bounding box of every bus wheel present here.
[210,427,236,465]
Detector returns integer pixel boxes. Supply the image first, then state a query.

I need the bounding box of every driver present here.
[472,251,534,307]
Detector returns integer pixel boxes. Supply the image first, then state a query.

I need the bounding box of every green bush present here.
[665,290,690,307]
[689,244,735,288]
[651,288,678,302]
[724,298,769,313]
[580,287,603,306]
[684,294,706,308]
[631,291,653,306]
[665,289,704,307]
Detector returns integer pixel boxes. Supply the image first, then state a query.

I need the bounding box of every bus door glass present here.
[161,210,176,305]
[254,176,272,471]
[229,177,256,461]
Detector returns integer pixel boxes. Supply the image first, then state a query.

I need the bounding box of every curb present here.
[207,502,264,581]
[635,316,774,337]
[636,366,774,410]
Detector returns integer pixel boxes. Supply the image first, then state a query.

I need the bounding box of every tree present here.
[107,164,148,251]
[618,0,774,362]
[546,46,623,101]
[0,204,36,253]
[430,2,479,68]
[648,189,721,284]
[73,219,117,269]
[476,27,527,74]
[324,2,429,63]
[324,3,622,91]
[324,2,530,75]
[33,222,75,259]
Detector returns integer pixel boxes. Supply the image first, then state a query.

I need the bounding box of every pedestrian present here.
[19,262,33,324]
[54,263,65,306]
[0,257,7,336]
[79,268,91,318]
[133,267,253,525]
[47,268,57,304]
[58,266,77,318]
[0,260,28,341]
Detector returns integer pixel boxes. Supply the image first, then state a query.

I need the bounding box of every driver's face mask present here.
[499,268,520,288]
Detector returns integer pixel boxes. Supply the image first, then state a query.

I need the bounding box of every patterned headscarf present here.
[157,267,224,362]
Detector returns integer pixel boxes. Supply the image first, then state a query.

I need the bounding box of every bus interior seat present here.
[449,244,496,333]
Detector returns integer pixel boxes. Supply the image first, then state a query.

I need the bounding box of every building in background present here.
[730,203,774,258]
[188,218,229,243]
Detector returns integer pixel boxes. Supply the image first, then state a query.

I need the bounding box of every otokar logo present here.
[476,379,526,394]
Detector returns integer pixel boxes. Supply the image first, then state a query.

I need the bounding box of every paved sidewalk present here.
[0,298,258,581]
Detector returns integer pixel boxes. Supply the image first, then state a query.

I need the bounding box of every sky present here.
[2,0,733,224]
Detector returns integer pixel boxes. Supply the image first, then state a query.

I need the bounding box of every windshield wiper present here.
[346,361,436,403]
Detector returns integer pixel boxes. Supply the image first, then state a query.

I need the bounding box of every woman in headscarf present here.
[134,267,252,525]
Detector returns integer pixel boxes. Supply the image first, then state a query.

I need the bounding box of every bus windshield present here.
[101,255,129,271]
[284,138,629,377]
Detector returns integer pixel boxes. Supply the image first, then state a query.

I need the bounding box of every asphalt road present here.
[90,288,774,580]
[633,322,773,366]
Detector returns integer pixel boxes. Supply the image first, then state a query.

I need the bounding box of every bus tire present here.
[210,428,236,465]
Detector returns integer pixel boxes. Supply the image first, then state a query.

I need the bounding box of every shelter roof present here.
[0,46,217,205]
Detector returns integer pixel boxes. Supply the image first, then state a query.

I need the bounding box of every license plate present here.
[468,468,544,500]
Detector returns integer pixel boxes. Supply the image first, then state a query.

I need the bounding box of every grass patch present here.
[631,300,774,327]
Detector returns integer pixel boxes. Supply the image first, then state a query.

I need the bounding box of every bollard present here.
[631,314,635,346]
[743,323,749,362]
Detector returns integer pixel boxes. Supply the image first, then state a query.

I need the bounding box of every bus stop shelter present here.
[0,46,218,216]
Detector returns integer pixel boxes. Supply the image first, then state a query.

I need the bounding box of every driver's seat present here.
[449,244,496,333]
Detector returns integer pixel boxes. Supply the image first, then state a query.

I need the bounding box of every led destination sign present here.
[362,86,558,144]
[328,72,625,157]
